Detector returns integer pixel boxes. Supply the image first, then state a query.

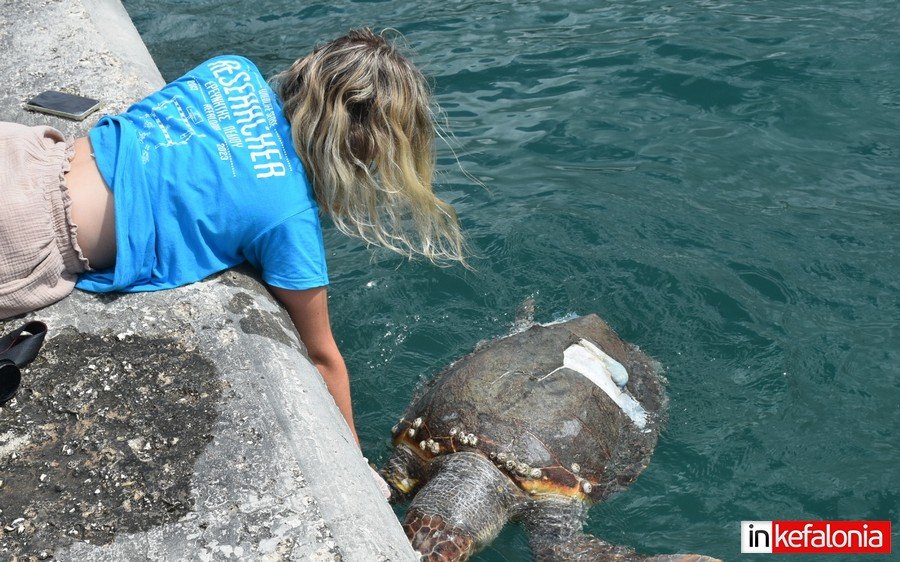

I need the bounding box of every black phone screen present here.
[27,91,99,115]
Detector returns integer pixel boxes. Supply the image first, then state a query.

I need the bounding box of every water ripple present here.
[123,1,900,559]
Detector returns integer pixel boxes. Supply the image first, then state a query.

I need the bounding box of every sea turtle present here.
[382,313,719,561]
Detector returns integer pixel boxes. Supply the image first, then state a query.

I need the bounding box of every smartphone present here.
[24,90,100,121]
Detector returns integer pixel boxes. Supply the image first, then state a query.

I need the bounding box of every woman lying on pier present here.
[0,29,466,498]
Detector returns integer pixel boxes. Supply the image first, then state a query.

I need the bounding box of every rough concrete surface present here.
[0,0,162,135]
[0,1,416,560]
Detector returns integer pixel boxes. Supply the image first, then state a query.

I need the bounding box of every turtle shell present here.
[391,314,667,503]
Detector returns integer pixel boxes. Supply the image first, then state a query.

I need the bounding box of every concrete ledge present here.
[0,1,415,560]
[0,0,163,134]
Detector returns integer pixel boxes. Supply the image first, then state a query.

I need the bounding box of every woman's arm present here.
[267,285,359,446]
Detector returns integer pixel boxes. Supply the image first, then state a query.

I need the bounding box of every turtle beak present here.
[382,468,418,502]
[388,472,418,495]
[380,445,425,503]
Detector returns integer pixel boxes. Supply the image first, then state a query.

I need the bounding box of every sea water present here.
[124,1,899,559]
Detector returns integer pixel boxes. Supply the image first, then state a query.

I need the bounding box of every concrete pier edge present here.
[0,1,416,560]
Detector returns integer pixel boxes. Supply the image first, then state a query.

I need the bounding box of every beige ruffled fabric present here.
[0,122,90,319]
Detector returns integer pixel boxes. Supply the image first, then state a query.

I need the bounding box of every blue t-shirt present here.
[77,55,329,293]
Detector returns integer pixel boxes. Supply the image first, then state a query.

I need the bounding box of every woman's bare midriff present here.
[65,137,117,270]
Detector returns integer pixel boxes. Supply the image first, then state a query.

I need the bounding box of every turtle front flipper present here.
[403,452,524,561]
[523,497,721,562]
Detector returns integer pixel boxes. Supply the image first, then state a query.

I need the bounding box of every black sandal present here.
[0,321,48,405]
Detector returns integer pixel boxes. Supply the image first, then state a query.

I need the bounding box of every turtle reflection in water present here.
[383,314,719,561]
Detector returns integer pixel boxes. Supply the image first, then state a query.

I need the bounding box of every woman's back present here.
[75,55,327,294]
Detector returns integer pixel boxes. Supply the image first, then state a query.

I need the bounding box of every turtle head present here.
[383,413,450,501]
[381,442,429,502]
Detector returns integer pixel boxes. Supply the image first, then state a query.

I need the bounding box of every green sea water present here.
[123,1,899,559]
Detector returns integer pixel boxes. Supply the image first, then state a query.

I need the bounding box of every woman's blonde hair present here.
[273,28,465,265]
